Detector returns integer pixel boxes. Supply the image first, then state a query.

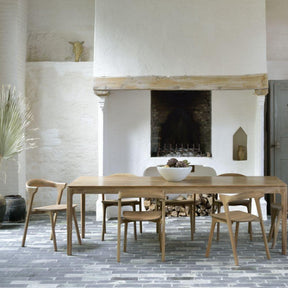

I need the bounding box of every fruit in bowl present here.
[157,158,192,182]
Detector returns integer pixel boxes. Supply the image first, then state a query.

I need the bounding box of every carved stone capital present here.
[254,88,268,96]
[94,90,110,97]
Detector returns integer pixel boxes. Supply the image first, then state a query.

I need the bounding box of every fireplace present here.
[151,90,211,157]
[93,0,269,219]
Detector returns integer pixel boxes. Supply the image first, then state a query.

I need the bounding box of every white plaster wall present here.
[266,0,288,79]
[25,62,98,210]
[104,90,258,176]
[94,0,267,77]
[27,0,94,61]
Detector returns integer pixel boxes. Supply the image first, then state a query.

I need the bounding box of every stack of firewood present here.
[144,194,212,216]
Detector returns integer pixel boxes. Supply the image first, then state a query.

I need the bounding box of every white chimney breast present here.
[94,0,267,77]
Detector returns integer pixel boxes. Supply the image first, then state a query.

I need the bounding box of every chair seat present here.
[123,210,162,221]
[33,204,77,212]
[212,210,259,223]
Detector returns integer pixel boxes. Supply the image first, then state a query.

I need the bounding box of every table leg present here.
[81,193,86,238]
[67,187,73,256]
[281,187,287,255]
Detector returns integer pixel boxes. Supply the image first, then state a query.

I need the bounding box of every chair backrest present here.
[26,179,67,207]
[118,190,166,220]
[219,191,264,219]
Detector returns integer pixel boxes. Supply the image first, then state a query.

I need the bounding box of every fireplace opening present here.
[151,90,211,157]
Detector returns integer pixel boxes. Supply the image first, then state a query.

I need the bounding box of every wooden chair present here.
[212,173,252,240]
[206,191,271,266]
[22,179,81,251]
[144,166,213,240]
[165,195,200,240]
[102,174,142,241]
[117,190,166,262]
[268,202,282,248]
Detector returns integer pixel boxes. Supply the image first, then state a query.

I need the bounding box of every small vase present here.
[237,145,246,161]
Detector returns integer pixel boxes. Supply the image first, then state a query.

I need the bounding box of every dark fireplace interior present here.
[151,90,211,157]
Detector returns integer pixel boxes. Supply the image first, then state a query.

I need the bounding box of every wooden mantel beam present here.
[94,74,268,96]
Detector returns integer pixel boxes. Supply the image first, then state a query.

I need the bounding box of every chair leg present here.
[268,209,276,243]
[235,222,239,248]
[132,204,137,240]
[271,210,281,249]
[190,203,194,240]
[124,222,128,252]
[259,220,271,260]
[117,214,121,262]
[138,200,143,233]
[226,219,238,266]
[50,212,58,240]
[193,196,196,233]
[21,210,32,247]
[247,202,252,240]
[161,219,165,262]
[49,212,57,251]
[216,204,221,241]
[72,208,82,245]
[102,205,106,241]
[205,218,216,258]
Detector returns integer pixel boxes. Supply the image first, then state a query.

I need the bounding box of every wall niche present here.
[151,90,211,157]
[233,127,247,161]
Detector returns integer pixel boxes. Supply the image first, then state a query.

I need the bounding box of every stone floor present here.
[0,213,288,288]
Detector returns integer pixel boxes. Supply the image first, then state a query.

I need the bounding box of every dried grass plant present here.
[0,85,34,167]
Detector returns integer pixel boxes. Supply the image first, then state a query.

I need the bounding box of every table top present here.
[68,175,286,190]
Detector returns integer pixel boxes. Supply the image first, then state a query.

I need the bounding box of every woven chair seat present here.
[123,210,162,222]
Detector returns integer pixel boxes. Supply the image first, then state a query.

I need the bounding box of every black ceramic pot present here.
[0,195,6,223]
[4,195,26,222]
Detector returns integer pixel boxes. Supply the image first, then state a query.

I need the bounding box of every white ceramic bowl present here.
[157,166,192,182]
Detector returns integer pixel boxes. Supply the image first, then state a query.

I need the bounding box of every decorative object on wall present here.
[233,127,247,160]
[237,145,246,161]
[69,41,84,62]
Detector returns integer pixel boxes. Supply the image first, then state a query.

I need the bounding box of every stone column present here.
[95,90,109,221]
[254,92,267,219]
[0,0,27,197]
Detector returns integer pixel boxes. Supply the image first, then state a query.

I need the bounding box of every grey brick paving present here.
[0,213,288,287]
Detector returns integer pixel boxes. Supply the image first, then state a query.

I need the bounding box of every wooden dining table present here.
[66,175,287,256]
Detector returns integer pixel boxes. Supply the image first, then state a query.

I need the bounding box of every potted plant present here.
[0,85,34,223]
